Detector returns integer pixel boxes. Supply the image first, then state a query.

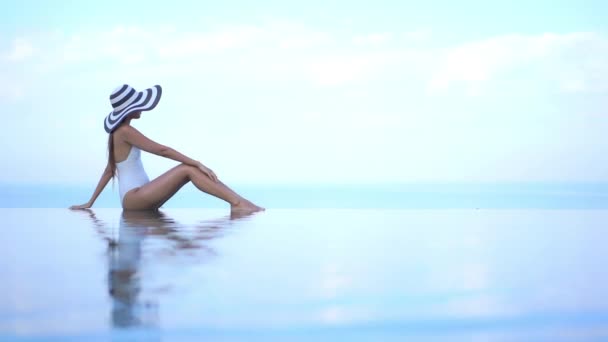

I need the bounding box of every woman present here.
[70,84,264,213]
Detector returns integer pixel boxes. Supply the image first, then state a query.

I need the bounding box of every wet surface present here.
[1,208,607,341]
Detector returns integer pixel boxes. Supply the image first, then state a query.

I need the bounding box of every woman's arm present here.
[69,164,113,209]
[120,125,199,165]
[119,125,218,182]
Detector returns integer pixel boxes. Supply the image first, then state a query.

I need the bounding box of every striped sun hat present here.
[104,84,162,133]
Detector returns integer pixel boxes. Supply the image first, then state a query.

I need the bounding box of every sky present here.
[1,0,607,185]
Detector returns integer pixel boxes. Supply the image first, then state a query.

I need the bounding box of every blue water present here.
[2,183,608,340]
[1,208,608,341]
[2,183,608,208]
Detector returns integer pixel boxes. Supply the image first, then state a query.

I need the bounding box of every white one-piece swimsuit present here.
[116,146,150,205]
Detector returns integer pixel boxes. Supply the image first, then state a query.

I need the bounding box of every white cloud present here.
[157,25,265,58]
[52,22,334,62]
[4,38,34,61]
[270,21,334,49]
[278,31,332,49]
[58,26,156,64]
[158,23,332,55]
[4,25,608,92]
[403,29,432,41]
[352,33,392,46]
[2,26,608,106]
[305,53,395,86]
[0,83,24,101]
[427,32,608,94]
[560,79,586,93]
[352,30,429,46]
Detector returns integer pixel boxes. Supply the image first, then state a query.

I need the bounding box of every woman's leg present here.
[122,164,258,211]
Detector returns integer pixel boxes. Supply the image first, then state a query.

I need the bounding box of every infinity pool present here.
[1,208,607,341]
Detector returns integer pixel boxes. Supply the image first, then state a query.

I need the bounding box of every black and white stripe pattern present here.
[104,84,162,133]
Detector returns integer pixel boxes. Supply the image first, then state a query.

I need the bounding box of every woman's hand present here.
[196,162,219,182]
[69,202,92,210]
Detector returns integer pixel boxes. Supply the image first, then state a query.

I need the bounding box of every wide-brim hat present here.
[104,84,162,133]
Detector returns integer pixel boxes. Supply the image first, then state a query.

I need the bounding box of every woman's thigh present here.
[122,164,192,210]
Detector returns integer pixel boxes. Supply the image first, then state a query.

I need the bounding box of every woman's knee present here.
[177,163,198,177]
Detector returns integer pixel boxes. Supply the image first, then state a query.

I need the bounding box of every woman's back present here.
[113,129,134,163]
[113,132,150,205]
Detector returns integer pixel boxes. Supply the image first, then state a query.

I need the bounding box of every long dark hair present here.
[108,132,117,180]
[107,118,131,180]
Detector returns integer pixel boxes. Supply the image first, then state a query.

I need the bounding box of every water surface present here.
[1,208,608,341]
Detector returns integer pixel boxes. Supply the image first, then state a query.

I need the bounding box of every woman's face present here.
[131,111,142,119]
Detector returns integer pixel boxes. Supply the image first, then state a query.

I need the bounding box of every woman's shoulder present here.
[112,126,134,147]
[114,124,154,148]
[114,124,133,135]
[114,125,141,141]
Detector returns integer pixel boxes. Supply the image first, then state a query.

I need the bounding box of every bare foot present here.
[231,199,265,213]
[245,199,265,211]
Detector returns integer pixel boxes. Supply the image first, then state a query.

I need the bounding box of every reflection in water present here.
[77,209,254,329]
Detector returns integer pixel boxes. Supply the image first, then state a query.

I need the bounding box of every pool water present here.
[1,208,607,341]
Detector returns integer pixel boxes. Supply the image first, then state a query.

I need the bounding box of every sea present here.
[1,183,608,341]
[2,182,608,209]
